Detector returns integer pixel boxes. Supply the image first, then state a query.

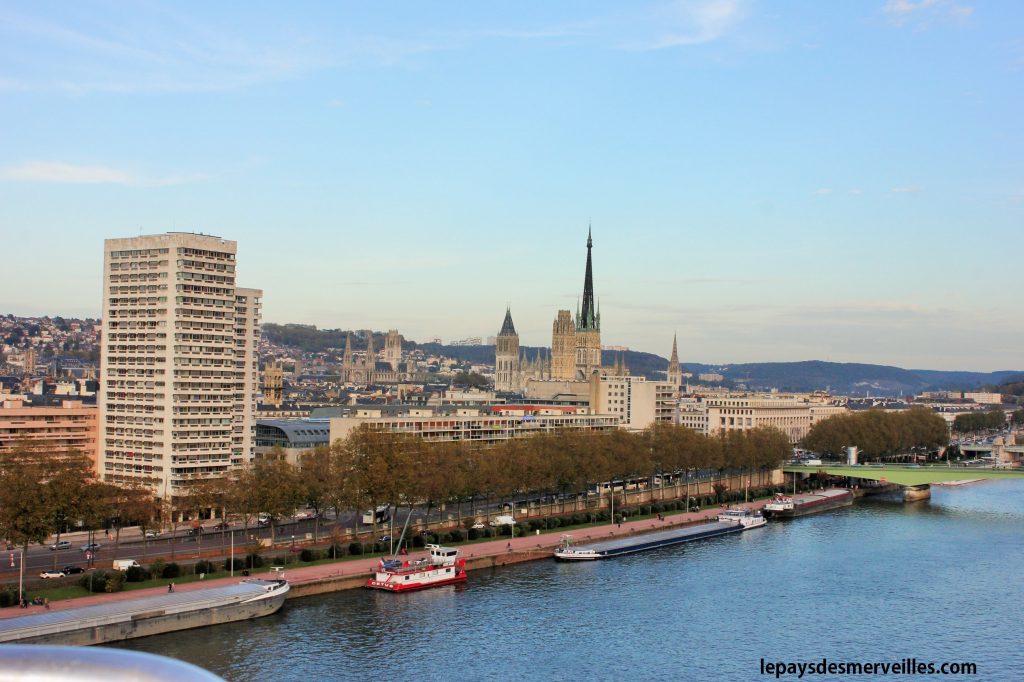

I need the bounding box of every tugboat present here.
[366,544,467,592]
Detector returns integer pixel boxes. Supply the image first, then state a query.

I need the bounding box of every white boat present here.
[717,507,767,529]
[366,544,467,592]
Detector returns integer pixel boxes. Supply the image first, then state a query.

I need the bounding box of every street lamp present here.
[9,549,23,605]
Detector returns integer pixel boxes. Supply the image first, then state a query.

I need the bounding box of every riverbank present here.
[0,501,767,620]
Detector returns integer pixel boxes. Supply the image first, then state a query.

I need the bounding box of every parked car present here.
[144,530,160,539]
[186,527,204,536]
[80,543,101,552]
[212,522,230,530]
[39,570,65,579]
[49,540,72,551]
[257,516,271,527]
[471,522,486,530]
[62,565,85,575]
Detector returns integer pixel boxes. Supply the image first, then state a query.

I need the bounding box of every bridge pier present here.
[902,484,931,503]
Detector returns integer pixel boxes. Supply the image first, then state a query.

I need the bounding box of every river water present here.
[116,481,1024,681]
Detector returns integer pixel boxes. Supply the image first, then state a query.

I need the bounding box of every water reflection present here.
[116,481,1024,681]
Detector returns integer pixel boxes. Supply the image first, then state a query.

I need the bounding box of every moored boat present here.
[554,511,766,561]
[366,544,467,592]
[763,488,853,518]
[0,579,289,646]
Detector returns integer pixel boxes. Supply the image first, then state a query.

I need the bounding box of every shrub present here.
[149,559,166,578]
[124,565,152,583]
[528,519,544,532]
[161,563,181,579]
[467,528,480,541]
[0,590,18,608]
[105,571,126,593]
[545,517,560,530]
[80,571,110,593]
[448,529,464,542]
[348,542,363,556]
[515,524,529,538]
[482,528,494,538]
[498,524,512,536]
[299,548,316,562]
[224,558,244,572]
[328,543,346,559]
[245,553,265,569]
[194,560,215,575]
[411,535,425,548]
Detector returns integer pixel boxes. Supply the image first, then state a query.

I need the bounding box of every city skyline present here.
[1,1,1022,371]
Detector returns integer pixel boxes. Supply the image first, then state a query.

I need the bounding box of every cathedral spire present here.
[499,306,517,336]
[669,332,679,369]
[579,228,597,331]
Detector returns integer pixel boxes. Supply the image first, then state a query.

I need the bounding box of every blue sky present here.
[1,1,1021,371]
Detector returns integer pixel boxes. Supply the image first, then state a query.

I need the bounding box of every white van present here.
[489,515,515,527]
[112,559,141,571]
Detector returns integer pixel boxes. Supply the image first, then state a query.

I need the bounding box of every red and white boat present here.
[366,544,467,592]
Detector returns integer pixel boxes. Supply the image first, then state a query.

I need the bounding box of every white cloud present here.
[891,185,922,193]
[883,0,975,28]
[624,0,747,50]
[814,188,833,195]
[0,161,206,186]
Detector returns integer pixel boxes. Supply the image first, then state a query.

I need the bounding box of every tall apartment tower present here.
[98,233,261,512]
[494,308,521,392]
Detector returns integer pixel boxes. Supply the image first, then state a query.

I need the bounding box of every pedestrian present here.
[168,582,174,593]
[506,542,511,552]
[43,598,50,610]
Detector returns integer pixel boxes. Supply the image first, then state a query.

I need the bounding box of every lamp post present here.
[9,549,23,605]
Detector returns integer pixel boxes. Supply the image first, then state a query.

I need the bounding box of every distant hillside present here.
[263,323,1020,395]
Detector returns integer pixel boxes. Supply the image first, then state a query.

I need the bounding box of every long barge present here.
[0,579,288,646]
[763,488,853,518]
[554,509,765,561]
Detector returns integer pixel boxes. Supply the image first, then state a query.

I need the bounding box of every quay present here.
[0,502,768,635]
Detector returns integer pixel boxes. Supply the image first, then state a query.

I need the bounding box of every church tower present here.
[365,333,376,385]
[550,310,576,380]
[341,333,355,384]
[574,227,602,378]
[667,333,682,391]
[384,329,402,371]
[494,308,520,392]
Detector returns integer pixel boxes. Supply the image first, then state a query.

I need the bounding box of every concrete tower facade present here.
[384,329,402,371]
[98,232,260,507]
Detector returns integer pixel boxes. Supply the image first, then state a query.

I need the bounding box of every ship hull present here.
[764,490,853,519]
[555,521,744,561]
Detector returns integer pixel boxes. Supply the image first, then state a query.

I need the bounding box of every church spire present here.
[669,332,679,369]
[499,306,517,336]
[579,227,597,331]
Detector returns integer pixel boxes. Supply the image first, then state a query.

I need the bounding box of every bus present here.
[361,505,390,525]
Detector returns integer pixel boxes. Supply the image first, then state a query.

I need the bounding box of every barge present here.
[0,579,288,646]
[554,509,765,561]
[763,488,853,518]
[366,544,467,592]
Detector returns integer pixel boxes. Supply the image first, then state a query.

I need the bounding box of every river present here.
[115,480,1024,681]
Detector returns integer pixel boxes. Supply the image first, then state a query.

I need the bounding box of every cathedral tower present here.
[667,333,682,390]
[384,329,403,371]
[574,228,602,378]
[494,308,521,391]
[551,310,576,380]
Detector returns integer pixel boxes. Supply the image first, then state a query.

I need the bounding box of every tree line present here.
[1,423,793,552]
[800,406,949,458]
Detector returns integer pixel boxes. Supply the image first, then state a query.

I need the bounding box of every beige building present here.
[589,374,676,431]
[262,362,284,407]
[329,405,618,445]
[678,394,848,443]
[98,232,261,504]
[0,398,98,465]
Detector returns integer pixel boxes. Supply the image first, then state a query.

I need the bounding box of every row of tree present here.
[952,409,1014,433]
[1,422,794,553]
[800,406,949,458]
[0,450,155,570]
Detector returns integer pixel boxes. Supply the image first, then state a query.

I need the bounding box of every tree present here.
[41,452,96,570]
[247,451,303,545]
[0,448,51,555]
[299,445,332,541]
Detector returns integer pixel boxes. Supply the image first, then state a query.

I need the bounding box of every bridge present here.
[783,463,1024,487]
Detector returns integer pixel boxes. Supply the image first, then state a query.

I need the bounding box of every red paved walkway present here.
[0,501,765,621]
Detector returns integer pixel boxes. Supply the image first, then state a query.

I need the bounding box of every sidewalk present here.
[1,500,766,621]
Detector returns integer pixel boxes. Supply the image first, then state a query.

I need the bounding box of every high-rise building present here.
[98,233,261,513]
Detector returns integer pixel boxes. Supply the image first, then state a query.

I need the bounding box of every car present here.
[257,517,271,527]
[212,522,230,530]
[379,535,392,543]
[144,530,160,539]
[62,565,85,575]
[49,540,72,551]
[39,570,65,579]
[471,522,486,530]
[80,543,101,552]
[186,527,204,536]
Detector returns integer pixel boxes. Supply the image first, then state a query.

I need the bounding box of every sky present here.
[1,1,1021,371]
